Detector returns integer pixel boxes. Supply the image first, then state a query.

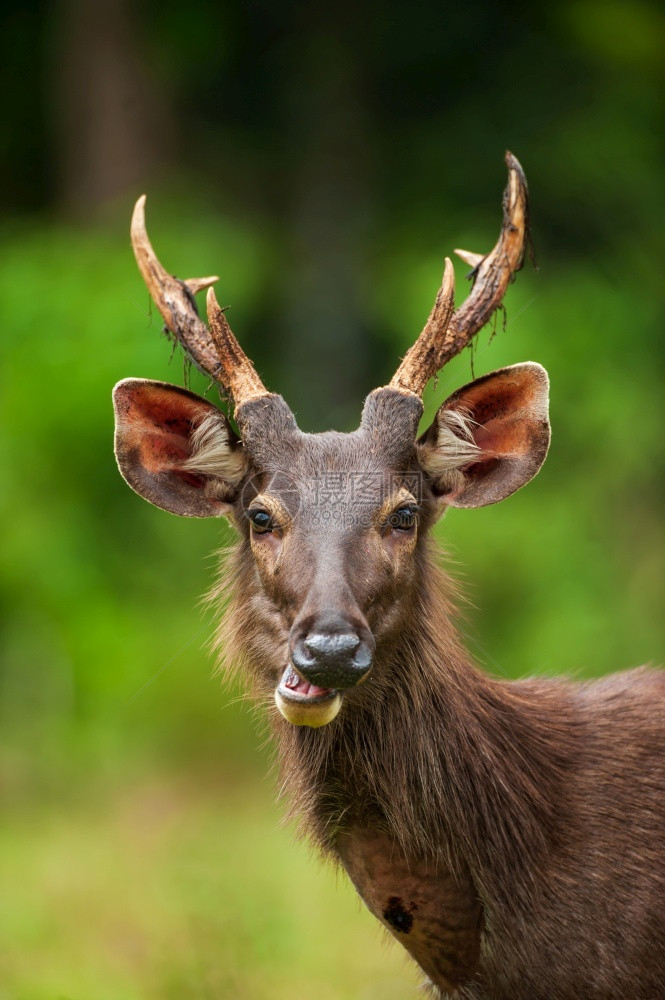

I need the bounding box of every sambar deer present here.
[113,154,665,999]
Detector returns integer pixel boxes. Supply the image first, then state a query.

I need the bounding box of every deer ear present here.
[417,363,550,509]
[113,379,245,517]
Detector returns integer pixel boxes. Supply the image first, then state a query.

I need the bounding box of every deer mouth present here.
[274,665,343,728]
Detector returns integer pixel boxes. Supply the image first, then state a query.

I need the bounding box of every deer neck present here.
[274,551,572,902]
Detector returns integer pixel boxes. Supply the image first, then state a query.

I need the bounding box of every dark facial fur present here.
[115,379,664,999]
[112,162,664,996]
[208,395,665,1000]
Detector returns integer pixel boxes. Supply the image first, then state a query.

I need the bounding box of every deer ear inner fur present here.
[113,378,245,518]
[417,363,550,509]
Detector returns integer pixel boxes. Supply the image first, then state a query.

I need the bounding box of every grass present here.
[0,764,421,1000]
[1,195,662,1000]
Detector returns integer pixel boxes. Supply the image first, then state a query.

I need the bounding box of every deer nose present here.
[291,628,374,690]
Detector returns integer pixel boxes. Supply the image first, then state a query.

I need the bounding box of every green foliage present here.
[1,0,664,993]
[1,179,663,997]
[0,771,421,999]
[2,200,661,779]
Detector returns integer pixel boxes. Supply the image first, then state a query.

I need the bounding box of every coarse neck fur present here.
[214,535,576,915]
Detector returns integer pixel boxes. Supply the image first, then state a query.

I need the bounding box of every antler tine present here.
[131,196,222,378]
[389,259,456,396]
[130,195,269,407]
[442,152,529,363]
[388,152,529,397]
[206,287,271,405]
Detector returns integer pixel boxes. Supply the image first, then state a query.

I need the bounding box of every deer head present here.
[113,153,549,728]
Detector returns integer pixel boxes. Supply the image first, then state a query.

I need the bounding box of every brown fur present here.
[113,160,663,995]
[215,531,665,999]
[114,370,665,998]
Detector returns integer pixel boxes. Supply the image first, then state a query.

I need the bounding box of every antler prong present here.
[454,248,485,270]
[389,259,456,395]
[387,152,530,397]
[441,152,529,362]
[130,195,269,408]
[183,276,220,296]
[206,287,269,405]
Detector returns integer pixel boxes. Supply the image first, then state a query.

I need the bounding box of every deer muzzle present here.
[275,621,375,727]
[292,630,373,688]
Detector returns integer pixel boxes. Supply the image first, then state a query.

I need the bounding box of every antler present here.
[130,195,269,408]
[388,151,529,397]
[388,259,456,397]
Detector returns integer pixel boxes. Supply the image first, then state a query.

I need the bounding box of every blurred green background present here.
[1,1,664,997]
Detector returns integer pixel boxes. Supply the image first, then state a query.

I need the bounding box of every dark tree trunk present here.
[51,0,173,215]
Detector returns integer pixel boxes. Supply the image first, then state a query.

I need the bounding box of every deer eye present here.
[387,505,418,532]
[248,509,273,534]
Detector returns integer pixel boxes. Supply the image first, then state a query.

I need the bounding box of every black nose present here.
[291,628,374,689]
